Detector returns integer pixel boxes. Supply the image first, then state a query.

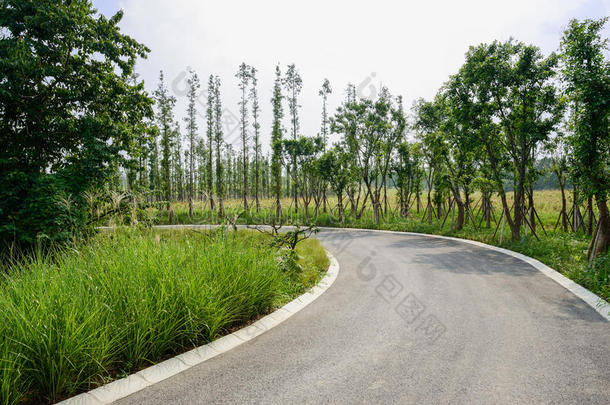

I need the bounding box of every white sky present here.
[93,0,610,152]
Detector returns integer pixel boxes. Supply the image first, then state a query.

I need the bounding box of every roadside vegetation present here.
[0,228,328,404]
[133,191,609,303]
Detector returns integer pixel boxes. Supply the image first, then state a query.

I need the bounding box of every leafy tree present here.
[250,66,262,212]
[206,75,216,210]
[270,65,284,217]
[184,69,200,217]
[283,64,303,212]
[0,0,153,249]
[319,146,352,222]
[319,78,332,213]
[394,142,423,217]
[412,98,444,224]
[458,40,563,241]
[561,17,610,257]
[436,76,482,230]
[545,132,571,231]
[155,71,177,212]
[213,76,225,216]
[236,63,250,211]
[283,136,322,222]
[319,78,332,150]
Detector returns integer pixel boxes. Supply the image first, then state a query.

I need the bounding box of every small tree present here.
[270,65,284,217]
[561,18,610,258]
[184,69,200,217]
[283,64,303,212]
[250,66,262,212]
[319,146,352,222]
[155,71,177,212]
[236,63,250,211]
[213,76,225,216]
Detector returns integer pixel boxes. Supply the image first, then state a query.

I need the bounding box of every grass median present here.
[0,228,329,405]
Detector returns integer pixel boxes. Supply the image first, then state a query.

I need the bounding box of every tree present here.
[459,40,563,241]
[561,17,610,258]
[270,65,284,217]
[319,79,332,150]
[206,75,216,210]
[412,98,444,224]
[319,78,332,213]
[319,146,352,222]
[236,63,250,211]
[283,136,322,222]
[436,76,481,230]
[283,64,303,212]
[213,76,225,216]
[545,132,570,232]
[394,142,423,218]
[0,0,153,249]
[250,66,262,212]
[155,71,177,213]
[184,69,200,217]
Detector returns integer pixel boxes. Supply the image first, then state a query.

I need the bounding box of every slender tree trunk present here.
[591,198,610,258]
[528,188,536,234]
[427,190,432,224]
[383,177,388,216]
[560,181,568,231]
[338,190,344,223]
[587,196,594,236]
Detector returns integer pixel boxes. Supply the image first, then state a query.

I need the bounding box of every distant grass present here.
[0,228,328,405]
[143,190,608,303]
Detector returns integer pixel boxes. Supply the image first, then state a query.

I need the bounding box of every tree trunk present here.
[427,190,433,224]
[587,196,594,236]
[560,183,568,232]
[275,197,282,218]
[337,191,344,223]
[373,202,380,225]
[455,198,465,231]
[528,189,536,234]
[591,198,610,258]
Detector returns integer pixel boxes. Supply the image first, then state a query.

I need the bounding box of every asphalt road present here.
[117,229,610,404]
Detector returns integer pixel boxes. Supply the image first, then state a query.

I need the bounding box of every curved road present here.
[118,229,610,404]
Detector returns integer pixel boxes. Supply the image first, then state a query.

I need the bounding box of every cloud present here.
[98,0,608,151]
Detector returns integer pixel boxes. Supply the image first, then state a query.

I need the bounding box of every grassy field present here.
[0,228,329,405]
[143,190,608,303]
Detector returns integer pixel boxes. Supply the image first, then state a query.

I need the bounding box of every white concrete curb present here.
[58,250,340,405]
[318,226,610,322]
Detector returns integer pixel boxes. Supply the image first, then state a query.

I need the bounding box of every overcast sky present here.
[92,0,610,151]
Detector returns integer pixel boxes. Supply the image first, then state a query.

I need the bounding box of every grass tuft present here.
[0,228,328,404]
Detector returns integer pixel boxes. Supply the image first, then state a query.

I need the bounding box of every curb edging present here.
[59,250,340,405]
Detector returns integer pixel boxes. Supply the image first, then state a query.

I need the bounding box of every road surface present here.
[117,229,610,404]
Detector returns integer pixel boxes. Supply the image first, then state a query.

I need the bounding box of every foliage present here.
[0,0,153,250]
[560,17,610,257]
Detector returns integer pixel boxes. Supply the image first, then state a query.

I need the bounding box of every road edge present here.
[319,226,609,322]
[58,249,340,405]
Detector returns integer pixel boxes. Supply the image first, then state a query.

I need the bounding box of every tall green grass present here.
[0,228,328,404]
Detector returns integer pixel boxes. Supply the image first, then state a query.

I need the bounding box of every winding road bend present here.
[118,229,610,404]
